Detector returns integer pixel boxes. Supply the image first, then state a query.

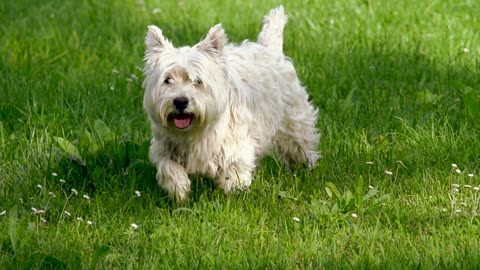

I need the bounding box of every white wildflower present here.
[384,170,393,175]
[463,48,469,53]
[64,211,71,216]
[83,194,90,200]
[112,69,119,74]
[76,217,83,221]
[474,187,480,191]
[455,209,462,213]
[455,169,462,174]
[351,213,358,218]
[31,208,45,215]
[464,185,472,188]
[52,172,58,177]
[59,179,66,184]
[452,184,460,188]
[48,191,56,198]
[468,174,474,177]
[87,220,93,225]
[452,164,458,168]
[368,185,374,189]
[292,217,300,222]
[0,210,6,216]
[366,161,374,165]
[135,190,141,197]
[40,217,47,223]
[71,189,78,195]
[152,8,161,14]
[452,188,459,192]
[131,223,139,229]
[36,184,43,189]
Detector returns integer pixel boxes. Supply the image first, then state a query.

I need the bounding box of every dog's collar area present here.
[172,113,193,129]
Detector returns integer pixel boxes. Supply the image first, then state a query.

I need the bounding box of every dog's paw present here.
[156,164,191,201]
[162,178,190,201]
[215,170,252,194]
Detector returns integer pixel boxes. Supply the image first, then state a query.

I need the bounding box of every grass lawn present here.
[1,0,480,268]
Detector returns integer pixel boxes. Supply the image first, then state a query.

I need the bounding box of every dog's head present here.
[143,24,228,133]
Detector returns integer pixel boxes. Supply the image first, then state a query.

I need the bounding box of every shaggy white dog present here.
[143,6,320,201]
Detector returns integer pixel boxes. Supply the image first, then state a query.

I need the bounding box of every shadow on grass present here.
[52,127,291,206]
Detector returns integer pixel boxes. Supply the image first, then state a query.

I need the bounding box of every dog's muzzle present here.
[172,97,193,129]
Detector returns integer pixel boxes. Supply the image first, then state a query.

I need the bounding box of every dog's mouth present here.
[172,113,193,129]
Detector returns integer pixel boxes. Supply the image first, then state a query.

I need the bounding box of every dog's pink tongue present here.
[173,114,192,129]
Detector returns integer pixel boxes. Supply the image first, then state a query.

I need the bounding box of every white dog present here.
[143,6,320,201]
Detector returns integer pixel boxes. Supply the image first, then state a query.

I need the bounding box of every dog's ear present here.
[197,24,227,55]
[145,25,173,50]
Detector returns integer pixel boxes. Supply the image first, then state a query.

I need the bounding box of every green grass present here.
[1,0,480,268]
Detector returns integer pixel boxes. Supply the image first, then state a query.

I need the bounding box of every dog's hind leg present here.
[274,103,320,169]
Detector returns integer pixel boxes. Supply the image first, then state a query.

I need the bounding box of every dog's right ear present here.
[197,24,227,55]
[145,25,173,50]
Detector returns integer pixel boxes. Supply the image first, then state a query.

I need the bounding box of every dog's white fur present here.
[143,6,320,200]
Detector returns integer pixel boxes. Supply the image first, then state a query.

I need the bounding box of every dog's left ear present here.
[198,24,227,55]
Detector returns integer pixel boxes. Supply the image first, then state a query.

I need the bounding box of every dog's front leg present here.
[216,165,253,194]
[215,144,255,194]
[156,159,191,201]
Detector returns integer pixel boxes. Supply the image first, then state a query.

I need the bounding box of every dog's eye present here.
[164,77,172,84]
[194,79,203,86]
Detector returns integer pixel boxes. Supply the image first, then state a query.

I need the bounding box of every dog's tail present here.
[257,6,288,52]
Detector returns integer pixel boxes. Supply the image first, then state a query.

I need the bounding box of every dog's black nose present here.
[173,97,189,111]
